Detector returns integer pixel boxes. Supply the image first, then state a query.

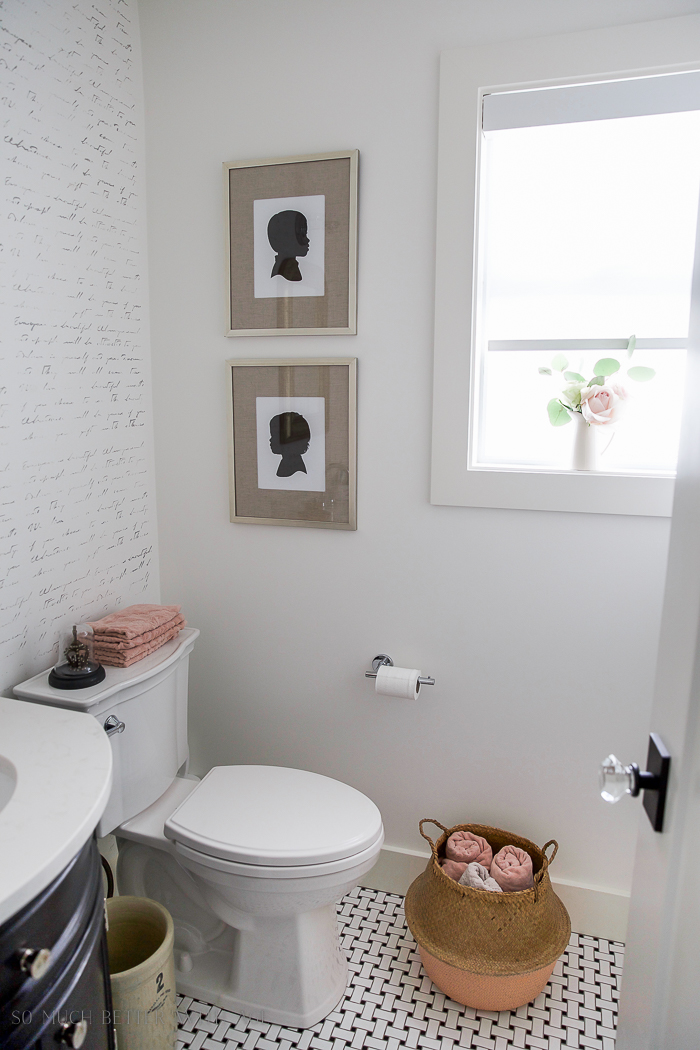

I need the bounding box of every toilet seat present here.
[164,765,384,868]
[173,827,385,879]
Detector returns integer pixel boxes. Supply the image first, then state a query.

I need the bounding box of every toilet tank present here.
[13,628,199,836]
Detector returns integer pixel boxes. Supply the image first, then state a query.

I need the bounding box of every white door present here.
[616,195,700,1049]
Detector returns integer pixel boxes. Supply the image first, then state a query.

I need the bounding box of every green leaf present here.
[547,399,572,427]
[589,375,605,386]
[627,335,636,358]
[627,365,656,382]
[538,367,552,376]
[563,371,585,382]
[593,357,621,376]
[551,353,568,372]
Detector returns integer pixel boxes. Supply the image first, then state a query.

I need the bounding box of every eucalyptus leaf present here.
[627,365,656,382]
[589,376,605,387]
[563,371,585,382]
[547,399,572,427]
[538,367,552,376]
[551,353,568,372]
[593,357,620,376]
[627,335,636,358]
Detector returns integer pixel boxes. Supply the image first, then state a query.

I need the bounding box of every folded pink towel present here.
[92,615,186,651]
[445,831,493,869]
[458,862,502,892]
[490,845,534,892]
[94,624,182,667]
[88,604,182,641]
[439,858,467,882]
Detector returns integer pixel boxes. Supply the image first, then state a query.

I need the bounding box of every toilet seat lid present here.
[163,765,383,866]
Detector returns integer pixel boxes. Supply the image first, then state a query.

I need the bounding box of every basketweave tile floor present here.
[176,886,623,1050]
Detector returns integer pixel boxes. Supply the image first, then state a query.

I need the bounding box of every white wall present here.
[139,1,700,910]
[0,0,159,696]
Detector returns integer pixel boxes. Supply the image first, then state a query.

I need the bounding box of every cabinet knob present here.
[18,946,52,980]
[57,1019,89,1048]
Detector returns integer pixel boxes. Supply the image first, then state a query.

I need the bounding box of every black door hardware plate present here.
[642,732,671,832]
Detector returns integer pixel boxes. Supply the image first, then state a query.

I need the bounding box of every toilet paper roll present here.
[375,665,421,699]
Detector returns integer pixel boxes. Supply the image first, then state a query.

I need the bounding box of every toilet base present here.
[174,936,347,1026]
[175,904,348,1027]
[116,840,350,1028]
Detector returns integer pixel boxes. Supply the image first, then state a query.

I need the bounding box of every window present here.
[476,78,700,476]
[431,17,700,515]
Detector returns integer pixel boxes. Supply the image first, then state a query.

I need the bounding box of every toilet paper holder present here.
[364,654,435,686]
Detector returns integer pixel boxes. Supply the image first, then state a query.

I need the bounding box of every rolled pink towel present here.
[490,845,534,892]
[439,858,467,882]
[445,831,493,869]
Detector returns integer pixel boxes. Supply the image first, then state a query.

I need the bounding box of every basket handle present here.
[533,839,559,901]
[541,839,559,866]
[418,818,449,856]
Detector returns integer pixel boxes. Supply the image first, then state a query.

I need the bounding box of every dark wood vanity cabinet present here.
[0,838,114,1050]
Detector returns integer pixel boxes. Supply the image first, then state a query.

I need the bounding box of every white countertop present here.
[0,696,112,926]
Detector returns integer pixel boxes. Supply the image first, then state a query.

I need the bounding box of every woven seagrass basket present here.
[404,819,571,1011]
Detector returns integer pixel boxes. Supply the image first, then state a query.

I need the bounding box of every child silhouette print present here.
[269,412,311,476]
[268,211,309,282]
[255,395,326,492]
[252,194,325,299]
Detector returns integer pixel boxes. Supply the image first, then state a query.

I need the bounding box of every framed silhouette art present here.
[224,151,358,336]
[227,358,357,529]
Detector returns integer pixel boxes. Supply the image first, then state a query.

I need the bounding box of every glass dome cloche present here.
[48,623,106,689]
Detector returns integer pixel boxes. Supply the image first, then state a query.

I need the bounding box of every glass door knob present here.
[598,735,671,832]
[599,755,636,802]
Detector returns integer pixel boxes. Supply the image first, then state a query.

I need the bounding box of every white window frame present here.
[430,15,700,516]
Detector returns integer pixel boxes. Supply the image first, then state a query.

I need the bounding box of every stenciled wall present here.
[0,0,159,695]
[139,0,699,909]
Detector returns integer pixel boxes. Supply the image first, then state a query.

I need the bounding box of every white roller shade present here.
[483,69,700,132]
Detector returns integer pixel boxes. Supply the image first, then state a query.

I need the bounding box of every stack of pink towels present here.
[439,830,534,893]
[88,604,186,668]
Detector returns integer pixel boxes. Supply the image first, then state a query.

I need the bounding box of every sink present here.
[0,757,17,815]
[0,697,112,926]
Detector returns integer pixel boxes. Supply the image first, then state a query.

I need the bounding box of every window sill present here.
[430,462,674,516]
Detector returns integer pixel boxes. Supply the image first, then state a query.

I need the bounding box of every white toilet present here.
[14,629,384,1027]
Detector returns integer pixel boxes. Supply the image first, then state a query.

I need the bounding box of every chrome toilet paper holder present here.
[364,654,435,686]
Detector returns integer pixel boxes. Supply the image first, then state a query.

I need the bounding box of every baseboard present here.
[547,876,629,943]
[359,845,630,943]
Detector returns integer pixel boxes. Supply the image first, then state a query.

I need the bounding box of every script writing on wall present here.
[0,0,158,691]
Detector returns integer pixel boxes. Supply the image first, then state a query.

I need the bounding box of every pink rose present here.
[580,383,627,426]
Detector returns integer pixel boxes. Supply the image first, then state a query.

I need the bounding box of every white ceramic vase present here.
[571,411,598,471]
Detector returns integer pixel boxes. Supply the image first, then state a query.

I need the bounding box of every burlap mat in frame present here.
[404,819,571,977]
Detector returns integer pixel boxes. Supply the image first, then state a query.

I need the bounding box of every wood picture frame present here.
[227,358,357,529]
[224,151,358,336]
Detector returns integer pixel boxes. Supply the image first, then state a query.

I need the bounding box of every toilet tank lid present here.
[13,629,199,710]
[163,765,383,867]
